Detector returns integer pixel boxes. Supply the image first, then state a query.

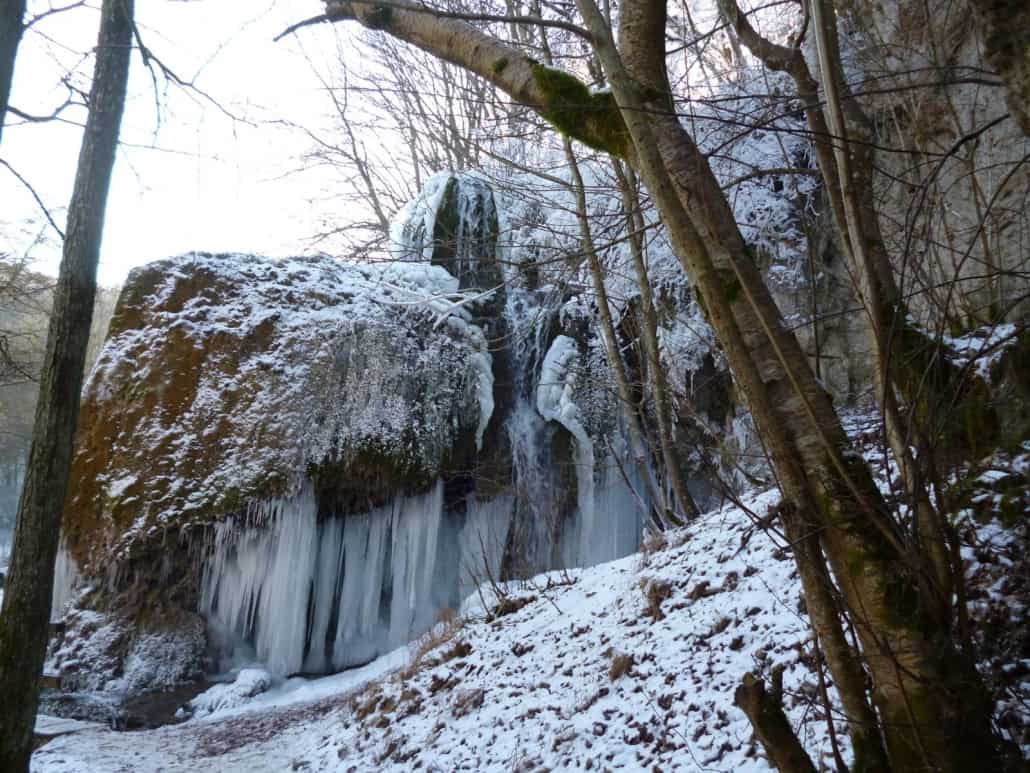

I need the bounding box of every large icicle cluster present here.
[55,169,705,686]
[198,482,514,677]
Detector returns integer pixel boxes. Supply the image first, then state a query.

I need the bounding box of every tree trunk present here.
[563,138,675,526]
[0,0,26,145]
[778,503,891,771]
[718,0,976,454]
[808,0,955,615]
[0,1,133,769]
[578,1,1002,769]
[734,671,819,773]
[612,159,700,520]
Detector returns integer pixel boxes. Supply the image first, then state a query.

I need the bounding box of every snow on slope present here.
[33,488,842,773]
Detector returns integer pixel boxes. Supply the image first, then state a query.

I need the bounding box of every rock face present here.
[844,0,1030,327]
[58,248,511,682]
[64,253,491,571]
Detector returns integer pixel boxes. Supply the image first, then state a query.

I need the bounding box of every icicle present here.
[329,503,392,669]
[387,482,443,646]
[303,517,344,673]
[199,478,464,677]
[199,487,321,677]
[50,542,80,622]
[537,335,596,566]
[574,461,645,567]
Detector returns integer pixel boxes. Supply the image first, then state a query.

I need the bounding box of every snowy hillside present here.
[33,488,842,772]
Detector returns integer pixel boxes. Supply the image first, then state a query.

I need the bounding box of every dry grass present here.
[608,651,634,681]
[398,606,468,680]
[487,594,536,621]
[638,528,691,568]
[450,687,486,718]
[640,530,669,557]
[640,578,674,622]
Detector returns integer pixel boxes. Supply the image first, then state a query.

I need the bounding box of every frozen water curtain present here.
[198,483,513,676]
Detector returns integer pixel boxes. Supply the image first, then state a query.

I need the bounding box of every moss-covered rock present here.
[62,253,494,575]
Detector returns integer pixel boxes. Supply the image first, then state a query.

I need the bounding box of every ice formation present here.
[51,543,80,622]
[536,335,598,566]
[199,482,512,677]
[457,493,514,602]
[389,171,499,289]
[63,172,691,682]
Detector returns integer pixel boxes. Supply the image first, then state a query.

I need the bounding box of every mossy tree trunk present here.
[0,0,26,146]
[586,0,1003,767]
[777,503,891,770]
[0,1,133,769]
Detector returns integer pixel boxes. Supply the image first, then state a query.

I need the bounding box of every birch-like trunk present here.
[612,159,700,520]
[563,138,672,525]
[580,1,1002,768]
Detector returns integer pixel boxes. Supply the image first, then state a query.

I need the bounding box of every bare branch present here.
[0,159,65,239]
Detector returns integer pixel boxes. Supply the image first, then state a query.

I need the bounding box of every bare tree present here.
[0,0,134,768]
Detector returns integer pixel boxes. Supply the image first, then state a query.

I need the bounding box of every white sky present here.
[2,1,356,286]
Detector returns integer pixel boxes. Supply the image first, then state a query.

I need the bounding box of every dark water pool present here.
[40,679,215,731]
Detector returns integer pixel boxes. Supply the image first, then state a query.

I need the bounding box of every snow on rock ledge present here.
[63,252,493,571]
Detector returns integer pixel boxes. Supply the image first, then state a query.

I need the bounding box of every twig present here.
[0,159,65,239]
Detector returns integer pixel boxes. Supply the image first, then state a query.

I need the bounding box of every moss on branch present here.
[529,62,630,157]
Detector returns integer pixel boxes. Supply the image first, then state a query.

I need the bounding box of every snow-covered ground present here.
[29,441,1030,771]
[33,488,844,772]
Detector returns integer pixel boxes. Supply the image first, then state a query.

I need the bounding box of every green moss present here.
[693,286,709,321]
[715,268,741,304]
[529,63,630,156]
[849,731,886,773]
[115,377,148,403]
[844,546,866,578]
[492,56,509,74]
[351,442,429,490]
[213,472,288,516]
[216,486,242,513]
[434,177,461,267]
[880,689,935,771]
[880,565,921,628]
[363,5,392,29]
[997,492,1024,528]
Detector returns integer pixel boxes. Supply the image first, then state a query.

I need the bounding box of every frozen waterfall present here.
[50,543,80,622]
[190,180,654,680]
[198,482,514,677]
